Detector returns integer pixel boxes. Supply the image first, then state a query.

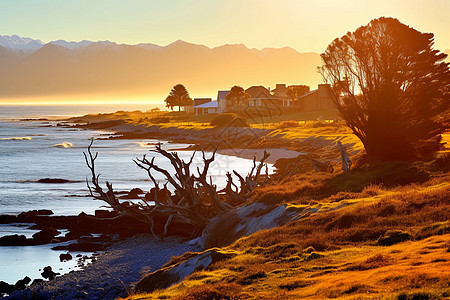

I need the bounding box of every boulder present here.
[59,253,73,262]
[17,210,53,217]
[41,266,59,280]
[196,202,310,249]
[0,281,15,294]
[0,234,30,246]
[31,279,44,286]
[37,178,70,184]
[14,276,31,290]
[121,188,144,199]
[32,228,60,244]
[135,249,235,293]
[94,210,117,218]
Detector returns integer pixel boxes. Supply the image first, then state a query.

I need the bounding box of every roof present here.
[299,89,318,98]
[194,100,218,109]
[217,90,230,101]
[245,86,272,99]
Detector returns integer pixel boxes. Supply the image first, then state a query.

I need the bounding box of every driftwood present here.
[84,140,270,239]
[337,141,352,172]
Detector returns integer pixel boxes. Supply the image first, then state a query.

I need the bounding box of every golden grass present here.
[125,171,450,300]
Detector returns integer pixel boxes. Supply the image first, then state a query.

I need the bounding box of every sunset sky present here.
[1,0,449,53]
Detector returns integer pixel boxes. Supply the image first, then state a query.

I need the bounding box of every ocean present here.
[0,103,265,284]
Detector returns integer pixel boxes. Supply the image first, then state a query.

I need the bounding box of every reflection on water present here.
[0,104,274,284]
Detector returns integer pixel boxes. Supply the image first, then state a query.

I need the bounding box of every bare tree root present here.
[84,140,271,239]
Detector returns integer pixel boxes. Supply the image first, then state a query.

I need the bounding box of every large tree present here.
[164,84,193,111]
[225,86,250,110]
[320,17,449,162]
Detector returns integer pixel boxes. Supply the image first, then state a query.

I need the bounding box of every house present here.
[216,90,229,114]
[245,86,282,107]
[193,98,219,115]
[298,84,335,111]
[271,84,289,106]
[208,83,335,115]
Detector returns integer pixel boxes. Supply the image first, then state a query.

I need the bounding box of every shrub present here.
[210,113,249,127]
[275,121,300,129]
[151,116,171,123]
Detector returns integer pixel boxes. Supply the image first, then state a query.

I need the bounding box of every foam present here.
[0,137,32,140]
[52,142,74,148]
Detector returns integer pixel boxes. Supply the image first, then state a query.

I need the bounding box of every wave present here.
[0,137,32,141]
[136,141,151,148]
[52,142,74,148]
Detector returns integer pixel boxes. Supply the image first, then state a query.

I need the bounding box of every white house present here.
[193,98,219,115]
[216,90,229,113]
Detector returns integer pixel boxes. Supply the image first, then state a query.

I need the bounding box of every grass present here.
[125,158,450,300]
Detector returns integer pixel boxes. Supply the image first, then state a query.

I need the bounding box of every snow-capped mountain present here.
[0,35,323,99]
[0,35,44,52]
[50,39,94,50]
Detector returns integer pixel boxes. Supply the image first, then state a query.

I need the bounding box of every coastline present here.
[1,111,356,298]
[5,236,198,300]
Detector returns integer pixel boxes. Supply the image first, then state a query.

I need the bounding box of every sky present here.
[0,0,449,53]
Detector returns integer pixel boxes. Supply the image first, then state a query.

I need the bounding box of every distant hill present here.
[445,49,450,62]
[0,35,322,101]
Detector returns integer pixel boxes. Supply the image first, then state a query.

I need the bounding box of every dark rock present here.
[14,276,31,290]
[0,215,18,224]
[121,188,144,199]
[41,266,59,280]
[17,210,53,217]
[31,279,44,286]
[32,228,60,244]
[94,210,117,218]
[0,280,15,294]
[0,234,30,246]
[37,178,70,184]
[59,253,73,262]
[377,230,411,246]
[135,249,234,293]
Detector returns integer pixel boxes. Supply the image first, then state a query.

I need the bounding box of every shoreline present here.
[1,112,355,298]
[5,235,198,300]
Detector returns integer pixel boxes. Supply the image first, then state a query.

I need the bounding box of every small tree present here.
[165,84,193,111]
[225,86,250,110]
[320,17,450,162]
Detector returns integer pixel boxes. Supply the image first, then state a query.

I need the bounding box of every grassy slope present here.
[127,159,450,300]
[70,110,449,299]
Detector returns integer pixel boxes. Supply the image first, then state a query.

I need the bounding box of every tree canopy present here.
[225,86,250,109]
[285,85,310,105]
[164,84,193,111]
[320,17,450,162]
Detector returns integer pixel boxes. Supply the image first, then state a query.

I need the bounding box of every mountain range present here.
[0,35,448,102]
[0,35,324,101]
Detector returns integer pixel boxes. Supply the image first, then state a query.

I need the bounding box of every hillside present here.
[127,158,450,299]
[0,36,322,101]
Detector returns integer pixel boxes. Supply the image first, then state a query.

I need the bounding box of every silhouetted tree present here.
[226,86,250,110]
[320,17,450,162]
[285,85,310,107]
[165,84,193,111]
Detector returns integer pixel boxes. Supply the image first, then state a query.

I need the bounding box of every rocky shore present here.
[3,236,197,299]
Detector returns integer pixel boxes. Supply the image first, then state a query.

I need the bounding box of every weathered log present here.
[337,141,352,172]
[84,140,271,239]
